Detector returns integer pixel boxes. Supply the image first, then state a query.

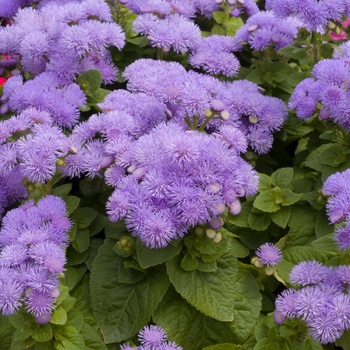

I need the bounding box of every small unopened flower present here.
[255,243,282,266]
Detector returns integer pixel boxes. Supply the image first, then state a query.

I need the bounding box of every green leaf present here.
[285,206,316,247]
[90,239,170,343]
[81,322,107,350]
[32,324,53,342]
[71,229,90,253]
[311,234,337,251]
[303,144,341,172]
[271,168,294,188]
[315,209,334,238]
[50,306,67,325]
[203,345,241,350]
[153,289,243,350]
[0,315,14,349]
[231,267,262,343]
[258,174,272,192]
[336,330,350,350]
[270,206,291,229]
[227,201,252,228]
[166,245,238,322]
[248,212,271,231]
[65,196,80,215]
[280,189,302,206]
[225,17,244,36]
[89,214,108,237]
[212,11,227,24]
[180,253,199,271]
[253,192,280,213]
[54,326,85,350]
[230,239,250,258]
[71,207,98,230]
[61,265,87,291]
[51,184,72,197]
[136,239,183,269]
[77,70,102,93]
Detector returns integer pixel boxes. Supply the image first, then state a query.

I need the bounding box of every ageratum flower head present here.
[255,243,282,266]
[232,11,302,51]
[0,195,70,321]
[290,59,350,129]
[106,122,258,248]
[322,170,350,249]
[133,13,201,53]
[189,35,240,77]
[123,59,288,154]
[121,324,182,349]
[274,260,350,344]
[266,0,350,33]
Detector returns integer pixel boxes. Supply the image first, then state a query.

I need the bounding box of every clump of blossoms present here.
[232,10,302,51]
[274,261,350,344]
[133,13,201,53]
[62,90,167,179]
[0,0,125,85]
[189,35,240,77]
[322,169,350,249]
[1,72,86,127]
[0,195,70,323]
[265,0,350,33]
[120,0,219,18]
[121,325,182,349]
[123,59,288,154]
[106,122,258,248]
[289,58,350,129]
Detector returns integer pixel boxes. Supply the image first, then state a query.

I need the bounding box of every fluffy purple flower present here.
[255,243,282,266]
[135,13,201,53]
[289,261,331,286]
[232,11,301,51]
[107,123,258,248]
[0,196,70,320]
[308,309,344,344]
[138,325,167,346]
[267,0,348,33]
[189,35,240,77]
[121,324,182,349]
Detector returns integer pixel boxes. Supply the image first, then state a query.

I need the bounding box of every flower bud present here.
[220,110,230,120]
[195,226,205,236]
[213,232,222,243]
[206,228,216,239]
[264,266,275,276]
[209,217,224,230]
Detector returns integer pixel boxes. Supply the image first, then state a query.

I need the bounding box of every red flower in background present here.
[0,77,6,86]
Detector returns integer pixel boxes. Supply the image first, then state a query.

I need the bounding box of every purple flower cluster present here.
[232,10,302,51]
[275,261,350,344]
[0,195,70,323]
[189,35,240,77]
[121,324,182,350]
[265,0,350,33]
[106,122,258,248]
[123,59,288,154]
[322,169,350,249]
[0,0,34,18]
[1,73,86,127]
[62,90,167,179]
[133,13,201,53]
[289,58,350,129]
[0,0,125,84]
[122,0,219,18]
